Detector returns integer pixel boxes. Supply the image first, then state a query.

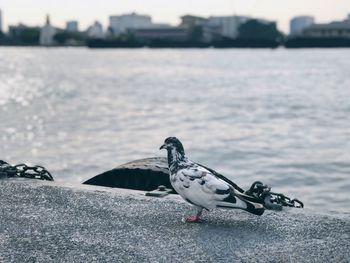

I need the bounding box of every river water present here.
[0,47,349,213]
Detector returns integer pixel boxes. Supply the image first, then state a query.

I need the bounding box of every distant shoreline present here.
[0,37,350,49]
[87,37,350,48]
[2,37,350,49]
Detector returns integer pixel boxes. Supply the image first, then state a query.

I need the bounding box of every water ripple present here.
[0,47,349,213]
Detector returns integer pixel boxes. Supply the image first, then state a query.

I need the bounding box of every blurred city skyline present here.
[1,0,349,33]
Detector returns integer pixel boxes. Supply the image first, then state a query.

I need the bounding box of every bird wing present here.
[196,163,245,193]
[179,165,232,197]
[177,162,264,215]
[196,163,265,205]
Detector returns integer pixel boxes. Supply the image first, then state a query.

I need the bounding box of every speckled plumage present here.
[160,137,264,221]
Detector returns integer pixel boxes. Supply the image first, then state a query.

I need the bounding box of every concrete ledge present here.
[0,179,349,262]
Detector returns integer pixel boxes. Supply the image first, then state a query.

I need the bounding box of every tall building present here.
[179,15,221,42]
[39,15,56,46]
[109,12,152,35]
[0,9,3,33]
[66,21,78,32]
[300,15,350,38]
[207,16,250,39]
[290,16,314,36]
[87,21,104,38]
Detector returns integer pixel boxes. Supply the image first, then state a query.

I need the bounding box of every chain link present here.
[0,160,54,181]
[245,181,304,210]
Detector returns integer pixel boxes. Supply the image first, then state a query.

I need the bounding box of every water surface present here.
[1,47,349,213]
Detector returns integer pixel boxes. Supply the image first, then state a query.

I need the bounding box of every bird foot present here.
[182,216,201,223]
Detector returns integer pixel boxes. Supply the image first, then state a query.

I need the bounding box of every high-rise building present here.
[66,21,78,32]
[0,9,3,33]
[302,16,350,39]
[39,15,56,46]
[87,21,104,39]
[207,16,250,39]
[109,12,152,35]
[290,16,314,36]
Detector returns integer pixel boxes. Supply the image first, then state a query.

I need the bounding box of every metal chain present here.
[0,160,54,181]
[245,181,304,210]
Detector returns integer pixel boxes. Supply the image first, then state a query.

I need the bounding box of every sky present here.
[0,0,349,33]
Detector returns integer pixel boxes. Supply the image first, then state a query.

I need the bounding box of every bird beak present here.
[159,144,166,150]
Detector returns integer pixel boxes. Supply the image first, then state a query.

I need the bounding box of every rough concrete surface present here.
[0,178,349,263]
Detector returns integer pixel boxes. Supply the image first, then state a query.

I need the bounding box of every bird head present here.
[159,137,185,156]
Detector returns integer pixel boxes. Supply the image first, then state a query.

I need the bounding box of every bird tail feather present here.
[236,194,264,216]
[217,191,264,216]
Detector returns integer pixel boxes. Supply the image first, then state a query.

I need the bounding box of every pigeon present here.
[160,137,264,223]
